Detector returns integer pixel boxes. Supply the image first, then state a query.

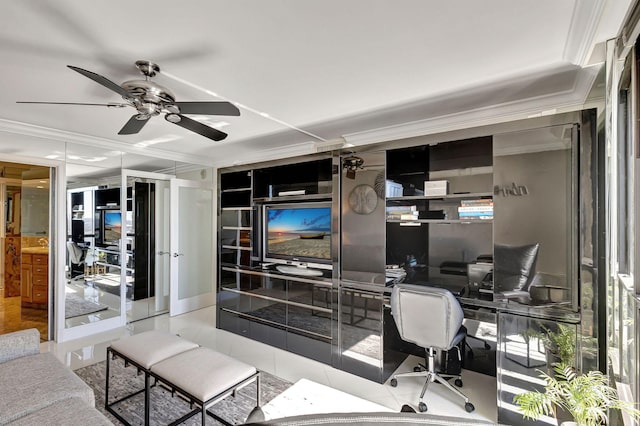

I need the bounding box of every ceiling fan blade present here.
[17,101,127,108]
[118,114,150,135]
[173,101,240,116]
[167,114,228,141]
[67,65,131,98]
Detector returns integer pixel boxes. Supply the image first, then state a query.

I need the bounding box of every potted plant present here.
[514,363,640,425]
[539,324,577,366]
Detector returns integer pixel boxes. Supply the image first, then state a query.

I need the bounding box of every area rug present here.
[65,293,108,319]
[75,358,292,425]
[262,378,391,419]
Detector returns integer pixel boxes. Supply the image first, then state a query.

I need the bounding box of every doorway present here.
[124,171,172,323]
[0,161,51,340]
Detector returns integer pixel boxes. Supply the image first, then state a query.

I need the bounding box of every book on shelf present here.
[458,205,494,212]
[460,199,493,207]
[459,211,494,217]
[387,213,420,220]
[386,205,417,212]
[459,215,493,220]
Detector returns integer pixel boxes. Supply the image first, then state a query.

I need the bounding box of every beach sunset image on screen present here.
[267,206,331,260]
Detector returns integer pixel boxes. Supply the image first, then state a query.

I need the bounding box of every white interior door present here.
[169,178,216,315]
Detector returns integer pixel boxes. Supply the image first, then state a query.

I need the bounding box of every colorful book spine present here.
[460,199,493,207]
[458,212,493,217]
[458,206,494,212]
[386,205,417,211]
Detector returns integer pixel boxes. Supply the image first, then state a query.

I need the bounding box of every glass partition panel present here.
[497,312,578,425]
[493,125,575,309]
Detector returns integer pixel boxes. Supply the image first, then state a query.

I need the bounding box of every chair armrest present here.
[0,328,40,364]
[528,284,569,303]
[496,290,531,304]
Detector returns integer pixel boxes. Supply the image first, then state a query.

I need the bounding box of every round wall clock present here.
[348,184,378,214]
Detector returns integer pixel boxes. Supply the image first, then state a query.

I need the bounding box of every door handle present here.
[158,251,170,255]
[172,253,184,257]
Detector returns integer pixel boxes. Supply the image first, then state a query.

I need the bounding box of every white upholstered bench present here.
[106,330,262,425]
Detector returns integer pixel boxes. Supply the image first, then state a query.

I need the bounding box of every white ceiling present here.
[0,0,633,170]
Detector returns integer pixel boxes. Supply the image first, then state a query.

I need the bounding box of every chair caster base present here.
[390,378,398,387]
[455,378,463,387]
[418,402,428,412]
[465,402,475,412]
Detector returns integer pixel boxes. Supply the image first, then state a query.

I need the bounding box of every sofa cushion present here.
[6,397,111,426]
[0,353,95,424]
[0,329,40,365]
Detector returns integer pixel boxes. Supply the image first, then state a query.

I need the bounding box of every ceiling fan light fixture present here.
[166,104,180,114]
[165,113,181,123]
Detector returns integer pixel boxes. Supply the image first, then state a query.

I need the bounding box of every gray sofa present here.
[0,329,111,425]
[246,411,499,425]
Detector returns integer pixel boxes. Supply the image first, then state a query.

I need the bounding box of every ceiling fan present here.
[17,60,240,141]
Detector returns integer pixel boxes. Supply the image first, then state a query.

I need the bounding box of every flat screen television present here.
[102,209,122,244]
[263,201,332,270]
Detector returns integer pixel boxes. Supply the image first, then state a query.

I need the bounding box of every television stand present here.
[275,265,323,277]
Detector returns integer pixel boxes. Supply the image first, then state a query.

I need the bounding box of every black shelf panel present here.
[387,192,493,202]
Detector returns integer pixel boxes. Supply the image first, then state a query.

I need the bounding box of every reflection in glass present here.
[498,313,578,425]
[0,162,51,339]
[340,289,383,366]
[126,175,170,322]
[493,125,574,308]
[65,165,121,328]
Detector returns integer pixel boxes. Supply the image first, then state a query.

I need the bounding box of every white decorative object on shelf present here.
[424,180,448,196]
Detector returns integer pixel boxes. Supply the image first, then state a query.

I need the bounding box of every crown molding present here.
[342,66,599,148]
[0,119,213,166]
[563,0,608,65]
[211,141,317,169]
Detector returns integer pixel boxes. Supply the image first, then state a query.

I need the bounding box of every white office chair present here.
[66,241,85,280]
[389,284,474,413]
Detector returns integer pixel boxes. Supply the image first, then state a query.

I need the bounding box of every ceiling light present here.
[165,113,181,123]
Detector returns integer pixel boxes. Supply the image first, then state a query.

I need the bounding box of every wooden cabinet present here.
[21,261,32,302]
[21,253,48,306]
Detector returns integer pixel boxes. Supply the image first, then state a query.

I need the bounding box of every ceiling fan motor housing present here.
[121,80,176,116]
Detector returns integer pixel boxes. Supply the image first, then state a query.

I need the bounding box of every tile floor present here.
[42,305,498,423]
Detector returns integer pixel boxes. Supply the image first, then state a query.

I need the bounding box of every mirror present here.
[124,173,171,322]
[64,144,123,329]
